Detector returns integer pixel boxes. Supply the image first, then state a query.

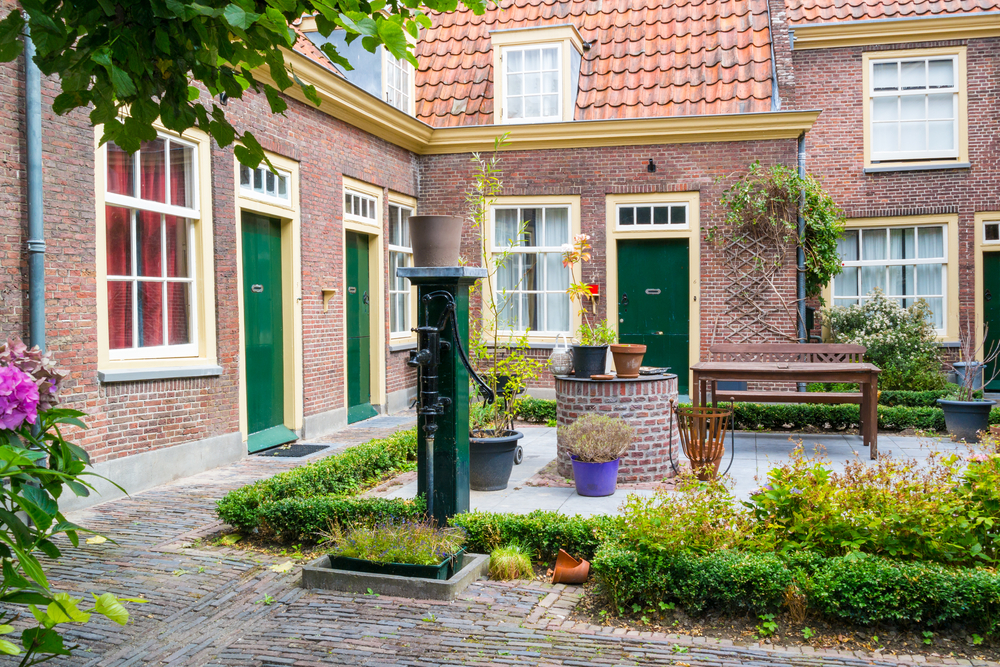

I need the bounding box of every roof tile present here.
[786,0,1000,23]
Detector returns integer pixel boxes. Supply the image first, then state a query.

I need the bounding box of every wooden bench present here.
[709,343,867,405]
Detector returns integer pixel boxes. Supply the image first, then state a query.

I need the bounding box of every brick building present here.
[1,0,994,506]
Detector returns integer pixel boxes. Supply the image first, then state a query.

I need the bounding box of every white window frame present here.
[984,220,1000,245]
[615,202,689,230]
[345,189,378,224]
[388,203,413,338]
[104,134,201,361]
[490,204,573,336]
[832,224,948,333]
[383,50,413,115]
[239,163,291,204]
[500,42,563,125]
[868,55,960,162]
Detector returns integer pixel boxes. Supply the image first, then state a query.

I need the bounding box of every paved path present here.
[9,416,980,666]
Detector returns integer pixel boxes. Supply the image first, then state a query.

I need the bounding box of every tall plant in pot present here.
[563,414,633,496]
[938,320,1000,442]
[466,135,544,491]
[562,236,616,378]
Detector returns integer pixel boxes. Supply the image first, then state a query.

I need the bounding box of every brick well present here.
[555,374,679,483]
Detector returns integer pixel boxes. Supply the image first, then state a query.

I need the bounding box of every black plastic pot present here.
[329,548,465,580]
[572,345,608,379]
[469,430,523,491]
[937,398,996,443]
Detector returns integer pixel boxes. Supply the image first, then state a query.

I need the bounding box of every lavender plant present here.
[564,415,633,463]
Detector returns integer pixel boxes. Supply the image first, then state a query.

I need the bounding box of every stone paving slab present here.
[3,416,988,666]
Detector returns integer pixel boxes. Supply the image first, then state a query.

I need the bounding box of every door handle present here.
[362,290,370,312]
[620,292,628,313]
[987,289,993,302]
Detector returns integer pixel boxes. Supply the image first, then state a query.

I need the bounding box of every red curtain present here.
[138,140,165,348]
[106,145,133,349]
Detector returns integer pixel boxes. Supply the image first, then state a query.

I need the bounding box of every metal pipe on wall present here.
[25,29,46,352]
[797,133,807,390]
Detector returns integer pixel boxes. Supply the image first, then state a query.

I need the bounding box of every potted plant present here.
[563,414,633,496]
[938,320,1000,443]
[324,521,467,581]
[408,215,465,267]
[562,235,616,378]
[466,135,544,491]
[610,342,646,379]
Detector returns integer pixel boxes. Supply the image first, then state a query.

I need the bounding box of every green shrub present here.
[489,544,534,580]
[516,398,556,423]
[806,386,980,407]
[450,510,622,560]
[217,429,418,534]
[257,496,426,543]
[329,521,464,565]
[823,289,946,390]
[722,402,947,432]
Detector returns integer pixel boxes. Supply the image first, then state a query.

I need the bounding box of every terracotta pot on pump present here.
[551,549,590,584]
[610,344,646,379]
[408,215,464,267]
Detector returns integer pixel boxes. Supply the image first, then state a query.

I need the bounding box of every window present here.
[503,44,561,123]
[388,204,412,336]
[104,137,198,358]
[345,190,377,223]
[869,55,958,162]
[833,225,946,330]
[617,203,688,228]
[985,220,1000,244]
[384,52,412,114]
[492,206,571,333]
[240,164,290,202]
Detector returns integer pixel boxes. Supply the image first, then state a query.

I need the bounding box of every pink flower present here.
[0,365,39,431]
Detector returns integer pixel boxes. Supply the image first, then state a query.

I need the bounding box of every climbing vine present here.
[710,162,845,300]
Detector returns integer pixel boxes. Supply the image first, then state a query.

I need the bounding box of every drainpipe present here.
[796,132,806,391]
[25,28,45,352]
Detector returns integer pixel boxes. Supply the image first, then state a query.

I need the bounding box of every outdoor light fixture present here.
[647,159,657,173]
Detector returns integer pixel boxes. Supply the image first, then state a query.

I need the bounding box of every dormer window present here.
[384,52,413,115]
[491,25,584,125]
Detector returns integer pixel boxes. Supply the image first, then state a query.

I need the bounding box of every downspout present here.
[25,28,45,352]
[764,0,781,111]
[796,132,806,391]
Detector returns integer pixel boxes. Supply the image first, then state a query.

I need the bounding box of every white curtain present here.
[544,208,569,246]
[890,228,914,260]
[918,227,944,258]
[862,229,887,261]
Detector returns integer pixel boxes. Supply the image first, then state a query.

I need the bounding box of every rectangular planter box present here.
[328,548,465,581]
[302,552,490,601]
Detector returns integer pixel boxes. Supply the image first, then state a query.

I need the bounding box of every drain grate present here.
[256,443,329,458]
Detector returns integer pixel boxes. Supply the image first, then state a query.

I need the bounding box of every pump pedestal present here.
[397,267,486,526]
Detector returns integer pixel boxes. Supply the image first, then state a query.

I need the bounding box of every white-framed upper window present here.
[492,206,571,334]
[502,43,561,123]
[345,190,378,223]
[104,136,199,359]
[389,204,412,336]
[833,225,947,330]
[869,55,959,162]
[616,203,688,229]
[985,220,1000,244]
[384,51,412,115]
[239,164,290,202]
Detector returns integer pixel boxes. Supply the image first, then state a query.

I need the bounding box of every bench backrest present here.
[709,343,866,364]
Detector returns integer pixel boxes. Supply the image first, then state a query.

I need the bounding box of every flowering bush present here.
[0,339,140,663]
[823,289,946,390]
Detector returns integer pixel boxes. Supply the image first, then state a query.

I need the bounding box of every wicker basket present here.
[675,406,732,481]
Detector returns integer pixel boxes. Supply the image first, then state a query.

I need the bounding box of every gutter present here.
[25,28,45,352]
[797,132,807,391]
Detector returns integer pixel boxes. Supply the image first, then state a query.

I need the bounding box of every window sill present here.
[98,364,224,383]
[389,341,418,353]
[864,162,970,174]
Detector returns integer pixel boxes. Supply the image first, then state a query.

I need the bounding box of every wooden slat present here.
[713,390,863,405]
[709,343,866,364]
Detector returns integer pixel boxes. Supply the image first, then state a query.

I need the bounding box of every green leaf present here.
[0,625,14,635]
[15,549,48,588]
[20,628,70,656]
[376,19,408,59]
[109,66,137,97]
[46,593,90,624]
[0,592,51,605]
[188,86,201,102]
[92,593,129,625]
[0,639,18,655]
[262,85,287,114]
[223,3,261,30]
[0,12,26,62]
[22,485,57,518]
[35,539,61,560]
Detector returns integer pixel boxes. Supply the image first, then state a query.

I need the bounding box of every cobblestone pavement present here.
[13,417,991,666]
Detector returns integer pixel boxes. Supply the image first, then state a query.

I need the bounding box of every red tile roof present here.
[414,0,776,127]
[786,0,1000,24]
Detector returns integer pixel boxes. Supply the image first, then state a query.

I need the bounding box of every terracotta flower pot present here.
[551,549,590,585]
[610,344,646,379]
[408,215,464,267]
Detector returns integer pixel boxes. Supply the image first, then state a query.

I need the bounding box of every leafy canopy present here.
[0,0,487,166]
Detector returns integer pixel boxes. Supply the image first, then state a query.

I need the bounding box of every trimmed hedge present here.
[516,398,557,424]
[591,545,1000,632]
[256,496,426,543]
[217,429,417,536]
[723,402,1000,432]
[450,510,622,561]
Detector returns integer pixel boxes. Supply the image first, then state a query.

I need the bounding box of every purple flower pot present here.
[571,456,620,497]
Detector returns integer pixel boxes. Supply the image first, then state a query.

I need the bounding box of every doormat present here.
[257,443,328,458]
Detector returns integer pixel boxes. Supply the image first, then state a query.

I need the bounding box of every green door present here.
[617,239,690,394]
[346,231,378,423]
[984,253,1000,391]
[242,212,296,452]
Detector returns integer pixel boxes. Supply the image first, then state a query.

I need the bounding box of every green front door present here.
[984,253,1000,391]
[242,212,296,452]
[617,239,690,394]
[346,231,378,423]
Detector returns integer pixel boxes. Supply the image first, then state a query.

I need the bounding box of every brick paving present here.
[13,418,993,666]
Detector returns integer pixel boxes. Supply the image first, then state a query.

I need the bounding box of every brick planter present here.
[555,374,679,483]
